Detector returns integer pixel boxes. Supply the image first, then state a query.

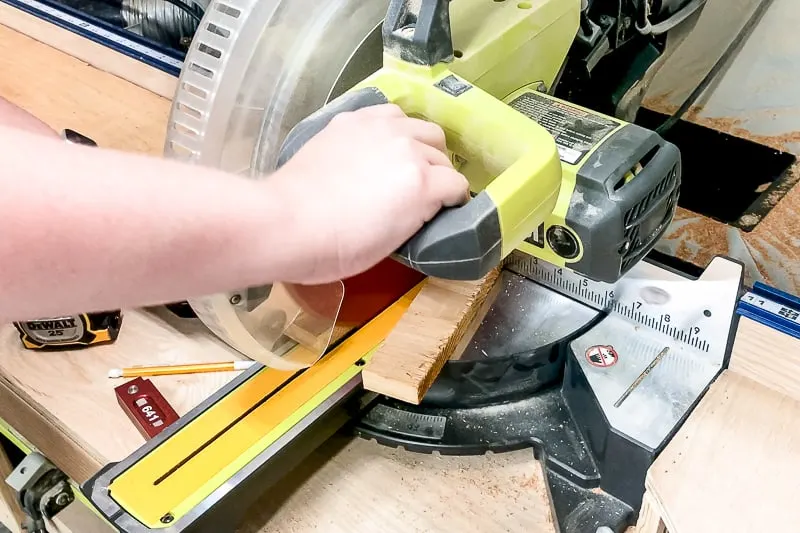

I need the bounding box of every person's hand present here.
[266,103,470,283]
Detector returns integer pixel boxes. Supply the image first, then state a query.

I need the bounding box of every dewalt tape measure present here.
[14,312,122,350]
[13,130,123,350]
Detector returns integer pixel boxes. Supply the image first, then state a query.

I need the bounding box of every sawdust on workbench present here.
[643,95,800,292]
[237,436,554,533]
[644,95,800,153]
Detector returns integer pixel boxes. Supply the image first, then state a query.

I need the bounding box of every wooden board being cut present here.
[362,268,502,404]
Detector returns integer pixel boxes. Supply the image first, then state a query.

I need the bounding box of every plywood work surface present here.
[242,436,555,533]
[646,318,800,533]
[0,310,247,483]
[0,23,170,154]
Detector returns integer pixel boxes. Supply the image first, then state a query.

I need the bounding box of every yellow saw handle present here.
[277,63,562,280]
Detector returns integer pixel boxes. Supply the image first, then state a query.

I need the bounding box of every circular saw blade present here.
[164,0,387,366]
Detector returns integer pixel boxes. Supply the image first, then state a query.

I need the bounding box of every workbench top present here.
[0,311,555,533]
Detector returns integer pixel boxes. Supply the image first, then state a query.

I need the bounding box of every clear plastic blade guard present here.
[164,0,387,364]
[188,281,344,370]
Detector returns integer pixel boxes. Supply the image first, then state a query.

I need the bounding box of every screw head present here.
[160,513,174,524]
[229,294,242,305]
[546,225,580,259]
[55,493,71,507]
[127,385,139,395]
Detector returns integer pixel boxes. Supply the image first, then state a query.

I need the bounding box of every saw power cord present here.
[654,0,776,135]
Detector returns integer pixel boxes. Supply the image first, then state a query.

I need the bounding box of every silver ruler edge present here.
[505,253,730,354]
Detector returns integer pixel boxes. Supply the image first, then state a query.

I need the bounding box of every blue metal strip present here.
[737,281,800,339]
[1,0,183,76]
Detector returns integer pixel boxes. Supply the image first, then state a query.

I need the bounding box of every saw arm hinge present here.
[6,452,74,533]
[383,0,454,66]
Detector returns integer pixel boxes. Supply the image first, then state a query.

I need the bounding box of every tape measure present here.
[14,312,123,350]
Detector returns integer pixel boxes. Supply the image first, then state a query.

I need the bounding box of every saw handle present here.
[276,87,501,280]
[276,83,561,281]
[276,88,389,167]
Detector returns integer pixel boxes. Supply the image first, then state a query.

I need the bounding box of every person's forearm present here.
[0,126,314,322]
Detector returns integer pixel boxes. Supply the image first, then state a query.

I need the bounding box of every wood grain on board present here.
[0,5,177,99]
[0,24,170,154]
[362,268,502,404]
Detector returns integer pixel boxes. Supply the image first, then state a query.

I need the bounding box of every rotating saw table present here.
[1,0,800,531]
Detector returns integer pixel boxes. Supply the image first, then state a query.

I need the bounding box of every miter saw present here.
[79,0,754,532]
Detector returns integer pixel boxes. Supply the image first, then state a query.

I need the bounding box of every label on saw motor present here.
[507,90,620,165]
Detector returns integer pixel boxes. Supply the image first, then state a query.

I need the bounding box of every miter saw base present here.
[356,365,638,533]
[354,256,745,533]
[83,255,744,533]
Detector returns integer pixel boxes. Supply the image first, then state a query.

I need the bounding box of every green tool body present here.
[278,0,681,283]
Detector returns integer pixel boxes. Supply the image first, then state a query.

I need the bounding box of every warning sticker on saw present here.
[508,91,620,165]
[585,345,619,368]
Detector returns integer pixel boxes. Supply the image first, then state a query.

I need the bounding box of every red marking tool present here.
[114,377,180,439]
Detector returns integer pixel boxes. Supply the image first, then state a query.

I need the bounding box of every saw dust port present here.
[634,108,797,232]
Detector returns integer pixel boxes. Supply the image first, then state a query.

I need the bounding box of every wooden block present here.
[646,371,800,533]
[0,4,177,99]
[643,319,800,533]
[728,316,800,402]
[362,268,502,404]
[635,491,666,533]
